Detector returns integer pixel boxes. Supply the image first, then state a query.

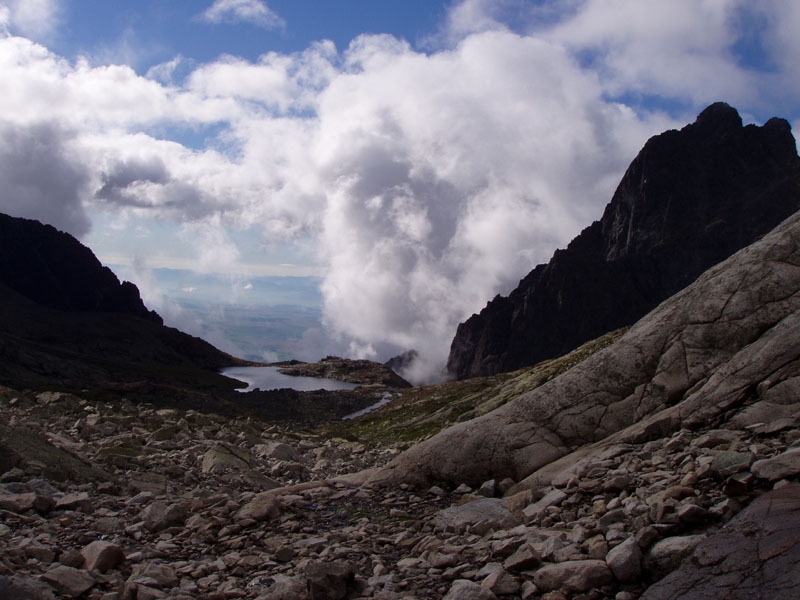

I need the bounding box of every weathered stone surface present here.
[81,540,125,573]
[126,563,178,589]
[236,492,282,522]
[642,485,800,599]
[645,535,705,581]
[0,574,55,600]
[201,444,251,473]
[141,501,187,531]
[42,565,95,598]
[434,498,520,534]
[370,209,800,488]
[533,559,613,593]
[606,537,642,583]
[751,448,800,481]
[304,560,354,600]
[444,579,499,600]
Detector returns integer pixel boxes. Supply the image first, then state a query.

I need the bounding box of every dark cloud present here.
[0,120,91,237]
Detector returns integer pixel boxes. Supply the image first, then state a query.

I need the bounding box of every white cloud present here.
[1,0,60,40]
[200,0,285,31]
[0,0,797,381]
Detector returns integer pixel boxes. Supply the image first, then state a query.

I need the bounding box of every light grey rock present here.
[710,451,754,479]
[522,488,567,523]
[141,501,187,531]
[42,565,95,598]
[369,212,800,489]
[201,444,251,474]
[444,579,499,600]
[533,559,613,594]
[605,537,642,583]
[751,448,800,481]
[434,498,520,535]
[0,574,55,600]
[236,492,282,522]
[645,535,705,580]
[481,569,521,595]
[81,540,125,573]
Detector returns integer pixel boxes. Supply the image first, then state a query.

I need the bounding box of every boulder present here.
[433,498,520,534]
[370,210,800,488]
[751,448,800,482]
[533,559,613,593]
[42,565,95,598]
[444,579,499,600]
[81,540,125,573]
[642,485,800,599]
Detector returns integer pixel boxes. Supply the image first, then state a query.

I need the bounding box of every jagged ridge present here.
[447,103,800,379]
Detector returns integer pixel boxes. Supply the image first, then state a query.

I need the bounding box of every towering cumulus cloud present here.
[0,1,798,382]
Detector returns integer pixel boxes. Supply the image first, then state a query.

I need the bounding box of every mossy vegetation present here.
[318,328,627,446]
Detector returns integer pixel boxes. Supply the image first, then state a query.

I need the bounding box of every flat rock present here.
[0,574,55,600]
[444,579,499,600]
[42,565,95,598]
[434,498,520,534]
[642,485,800,599]
[533,559,613,593]
[751,448,800,481]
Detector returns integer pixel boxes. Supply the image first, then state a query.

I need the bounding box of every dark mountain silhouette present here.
[0,212,240,392]
[447,102,800,379]
[0,213,162,323]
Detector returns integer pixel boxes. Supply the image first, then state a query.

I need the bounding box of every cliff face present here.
[447,103,800,379]
[0,212,239,392]
[0,212,162,323]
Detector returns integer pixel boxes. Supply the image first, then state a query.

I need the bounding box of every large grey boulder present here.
[642,484,800,599]
[370,210,800,488]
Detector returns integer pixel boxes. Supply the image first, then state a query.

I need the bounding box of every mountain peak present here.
[447,103,800,379]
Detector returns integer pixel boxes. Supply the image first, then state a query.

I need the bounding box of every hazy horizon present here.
[1,1,799,383]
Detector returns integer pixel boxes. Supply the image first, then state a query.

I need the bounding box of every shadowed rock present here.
[642,484,800,599]
[448,103,800,379]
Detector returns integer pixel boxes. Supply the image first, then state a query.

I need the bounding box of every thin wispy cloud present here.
[199,0,285,31]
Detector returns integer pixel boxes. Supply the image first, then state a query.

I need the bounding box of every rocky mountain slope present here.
[447,103,800,379]
[1,209,799,598]
[0,212,244,393]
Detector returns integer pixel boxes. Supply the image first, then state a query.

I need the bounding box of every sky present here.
[1,0,799,383]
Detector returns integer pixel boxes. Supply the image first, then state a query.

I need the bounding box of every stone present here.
[304,560,354,600]
[126,563,179,589]
[533,560,613,594]
[605,537,642,583]
[0,574,55,600]
[201,444,251,474]
[503,544,542,572]
[642,485,800,599]
[522,489,567,523]
[710,451,754,479]
[751,448,800,481]
[434,498,519,534]
[444,579,499,600]
[55,492,92,513]
[42,565,95,598]
[481,569,521,595]
[81,540,125,573]
[141,501,187,531]
[236,492,282,522]
[644,535,705,580]
[254,442,300,462]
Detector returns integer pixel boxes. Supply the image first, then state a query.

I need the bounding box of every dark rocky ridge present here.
[0,212,241,394]
[0,213,161,324]
[447,102,800,379]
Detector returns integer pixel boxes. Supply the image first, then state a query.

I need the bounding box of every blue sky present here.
[1,0,799,380]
